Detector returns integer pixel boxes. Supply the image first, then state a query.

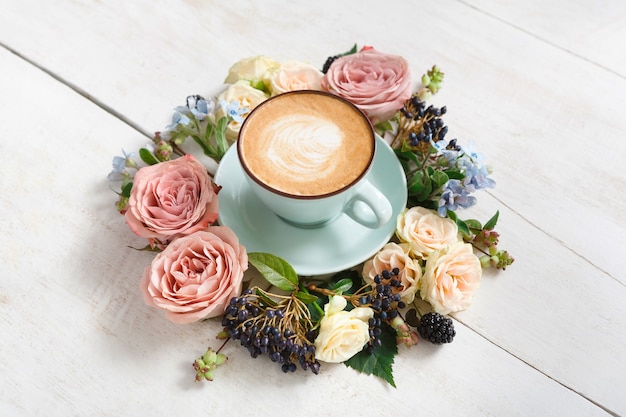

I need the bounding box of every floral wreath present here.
[108,44,514,387]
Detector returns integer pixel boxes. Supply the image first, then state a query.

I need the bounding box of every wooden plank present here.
[0,47,614,416]
[463,0,626,77]
[454,193,626,416]
[2,0,626,415]
[1,0,624,283]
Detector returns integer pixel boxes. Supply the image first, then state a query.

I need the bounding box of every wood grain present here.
[0,0,624,415]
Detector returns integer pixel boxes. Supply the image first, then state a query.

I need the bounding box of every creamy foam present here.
[238,91,374,196]
[266,115,342,182]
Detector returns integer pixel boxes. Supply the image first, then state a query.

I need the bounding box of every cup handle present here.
[343,179,393,229]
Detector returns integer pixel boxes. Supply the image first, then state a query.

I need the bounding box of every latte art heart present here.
[266,115,342,182]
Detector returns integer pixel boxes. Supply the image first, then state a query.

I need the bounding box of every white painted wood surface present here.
[0,1,624,416]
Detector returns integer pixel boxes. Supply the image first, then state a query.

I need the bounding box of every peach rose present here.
[314,296,374,363]
[141,227,248,323]
[321,48,412,122]
[268,60,323,96]
[362,242,422,303]
[125,155,219,246]
[421,242,481,315]
[396,206,459,258]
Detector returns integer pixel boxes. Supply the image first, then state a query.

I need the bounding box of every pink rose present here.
[125,154,219,246]
[321,48,412,122]
[421,242,481,315]
[140,227,248,323]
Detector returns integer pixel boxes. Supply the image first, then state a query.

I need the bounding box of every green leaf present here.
[456,218,471,238]
[342,43,358,56]
[139,148,159,165]
[295,291,318,305]
[484,210,500,230]
[204,119,216,139]
[394,149,419,166]
[255,288,278,307]
[429,170,449,188]
[121,182,133,198]
[248,252,298,292]
[192,135,217,159]
[447,211,471,238]
[374,120,393,135]
[332,278,354,295]
[215,116,230,159]
[407,175,425,198]
[465,219,483,233]
[249,79,267,92]
[344,325,397,387]
[408,170,432,201]
[445,170,465,180]
[394,150,424,180]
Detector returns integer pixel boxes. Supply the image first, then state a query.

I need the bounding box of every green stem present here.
[215,336,231,354]
[170,141,187,157]
[311,300,324,317]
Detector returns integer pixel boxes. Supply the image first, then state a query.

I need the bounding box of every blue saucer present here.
[214,136,407,276]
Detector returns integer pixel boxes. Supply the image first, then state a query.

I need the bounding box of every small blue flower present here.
[462,141,489,165]
[455,142,496,192]
[438,179,477,217]
[432,139,460,164]
[107,149,136,182]
[111,155,126,173]
[166,110,191,130]
[220,100,248,123]
[187,95,214,121]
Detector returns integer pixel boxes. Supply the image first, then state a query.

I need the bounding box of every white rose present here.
[396,206,459,258]
[421,242,482,315]
[216,80,269,140]
[362,242,422,304]
[224,55,279,91]
[314,296,373,363]
[268,60,323,96]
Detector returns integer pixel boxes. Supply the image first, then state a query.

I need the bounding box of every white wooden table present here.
[1,1,624,415]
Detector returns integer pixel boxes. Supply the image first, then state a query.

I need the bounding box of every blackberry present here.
[417,312,456,344]
[322,55,340,74]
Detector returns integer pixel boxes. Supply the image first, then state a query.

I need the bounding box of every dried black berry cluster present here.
[321,55,340,74]
[399,95,449,148]
[222,289,320,374]
[358,268,407,353]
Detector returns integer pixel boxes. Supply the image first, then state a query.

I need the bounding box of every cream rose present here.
[362,242,422,304]
[268,60,323,96]
[321,48,412,122]
[216,80,269,140]
[314,296,373,363]
[224,55,279,91]
[125,154,219,246]
[140,227,248,324]
[396,206,459,258]
[421,242,481,315]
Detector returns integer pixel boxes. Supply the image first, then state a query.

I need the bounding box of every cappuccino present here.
[238,91,374,197]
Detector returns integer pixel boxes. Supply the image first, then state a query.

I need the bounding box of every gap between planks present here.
[457,0,626,80]
[453,316,620,417]
[0,41,153,140]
